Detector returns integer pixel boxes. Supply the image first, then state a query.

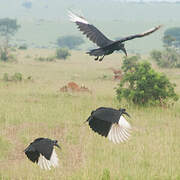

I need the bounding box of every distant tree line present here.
[56,35,84,50]
[0,18,20,61]
[150,26,180,68]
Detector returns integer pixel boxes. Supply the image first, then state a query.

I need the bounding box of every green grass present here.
[0,49,179,179]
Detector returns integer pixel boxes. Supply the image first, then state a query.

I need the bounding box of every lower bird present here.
[86,107,132,143]
[68,11,162,61]
[24,138,60,170]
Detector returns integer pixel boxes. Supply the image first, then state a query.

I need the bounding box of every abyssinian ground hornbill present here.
[24,138,60,170]
[86,107,132,144]
[68,11,162,61]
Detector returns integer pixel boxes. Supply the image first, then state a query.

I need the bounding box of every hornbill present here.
[86,107,132,143]
[24,138,60,170]
[68,11,162,61]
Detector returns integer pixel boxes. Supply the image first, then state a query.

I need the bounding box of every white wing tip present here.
[108,123,132,144]
[37,149,59,170]
[68,10,88,24]
[119,116,132,129]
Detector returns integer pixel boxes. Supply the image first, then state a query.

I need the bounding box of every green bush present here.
[3,73,9,81]
[57,35,84,49]
[11,72,23,81]
[150,48,180,68]
[116,56,178,105]
[2,72,24,82]
[18,44,27,50]
[0,50,8,61]
[56,48,71,60]
[101,169,110,180]
[36,56,55,62]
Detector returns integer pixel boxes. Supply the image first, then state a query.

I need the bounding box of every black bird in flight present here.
[68,11,162,61]
[86,107,132,143]
[24,138,60,170]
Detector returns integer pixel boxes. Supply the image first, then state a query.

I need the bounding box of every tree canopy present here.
[57,35,84,50]
[163,27,180,48]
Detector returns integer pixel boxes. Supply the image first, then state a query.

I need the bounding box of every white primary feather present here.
[108,115,132,143]
[50,149,59,168]
[68,11,88,24]
[37,149,59,170]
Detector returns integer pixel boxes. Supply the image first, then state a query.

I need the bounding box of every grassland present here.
[0,49,179,180]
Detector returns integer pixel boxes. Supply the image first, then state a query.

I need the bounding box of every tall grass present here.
[0,49,179,179]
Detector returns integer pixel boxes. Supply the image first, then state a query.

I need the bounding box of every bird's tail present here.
[87,48,104,57]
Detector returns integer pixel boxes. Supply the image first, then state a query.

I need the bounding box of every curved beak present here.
[123,111,131,118]
[121,47,127,56]
[55,143,61,149]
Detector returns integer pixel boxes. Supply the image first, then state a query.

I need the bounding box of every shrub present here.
[0,50,8,61]
[116,56,178,106]
[2,72,23,82]
[36,56,55,62]
[18,44,27,50]
[56,48,71,60]
[57,35,84,49]
[3,73,9,81]
[11,72,23,81]
[150,48,180,68]
[101,169,110,180]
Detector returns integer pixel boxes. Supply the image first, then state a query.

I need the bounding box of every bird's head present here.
[119,108,130,118]
[53,140,61,149]
[120,43,127,56]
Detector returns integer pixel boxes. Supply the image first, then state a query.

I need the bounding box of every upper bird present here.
[68,11,162,61]
[24,137,60,170]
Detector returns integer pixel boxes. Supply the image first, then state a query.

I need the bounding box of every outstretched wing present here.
[68,11,114,47]
[117,25,162,43]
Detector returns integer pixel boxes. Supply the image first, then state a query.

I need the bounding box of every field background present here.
[0,0,180,179]
[0,1,179,53]
[0,49,179,179]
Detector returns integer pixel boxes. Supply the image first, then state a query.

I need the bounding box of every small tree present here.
[163,27,180,48]
[57,35,84,50]
[0,18,20,61]
[116,56,178,105]
[56,48,71,60]
[150,48,180,68]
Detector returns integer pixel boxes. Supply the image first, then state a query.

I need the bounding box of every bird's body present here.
[68,11,161,61]
[86,107,132,143]
[24,138,60,170]
[87,42,125,60]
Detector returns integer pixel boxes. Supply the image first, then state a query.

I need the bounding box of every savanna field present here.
[0,49,180,180]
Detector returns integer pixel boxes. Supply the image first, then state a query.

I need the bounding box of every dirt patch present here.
[60,81,92,94]
[109,67,123,80]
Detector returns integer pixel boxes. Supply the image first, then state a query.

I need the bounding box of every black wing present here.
[90,107,121,123]
[24,144,40,163]
[68,11,114,48]
[117,25,162,43]
[30,138,54,160]
[89,117,112,137]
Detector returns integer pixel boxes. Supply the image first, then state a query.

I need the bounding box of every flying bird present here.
[86,107,132,144]
[68,11,162,61]
[24,138,60,170]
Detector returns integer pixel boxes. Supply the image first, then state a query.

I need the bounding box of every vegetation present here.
[116,56,178,105]
[163,27,180,48]
[0,18,20,61]
[35,56,55,62]
[18,44,28,50]
[57,35,84,50]
[2,72,32,82]
[0,50,179,179]
[56,48,71,60]
[150,48,180,68]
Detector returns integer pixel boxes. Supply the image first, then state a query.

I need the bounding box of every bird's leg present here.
[99,55,105,62]
[94,56,99,61]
